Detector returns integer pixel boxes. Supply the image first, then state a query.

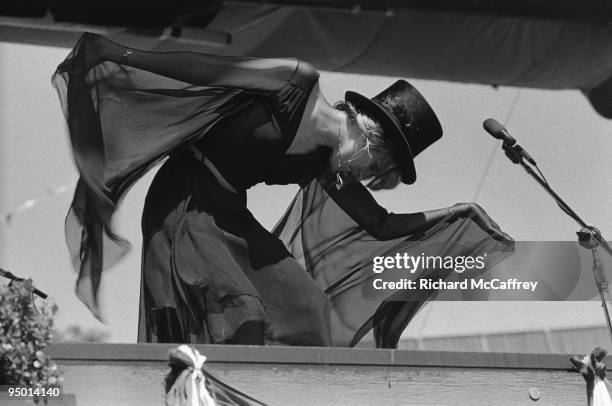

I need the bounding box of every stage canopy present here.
[2,0,612,117]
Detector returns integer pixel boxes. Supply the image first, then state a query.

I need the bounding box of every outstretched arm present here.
[321,177,447,240]
[60,32,305,92]
[319,171,509,241]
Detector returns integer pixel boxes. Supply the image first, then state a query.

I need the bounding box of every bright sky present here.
[1,41,611,343]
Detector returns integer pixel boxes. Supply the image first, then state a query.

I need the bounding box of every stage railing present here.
[46,343,586,405]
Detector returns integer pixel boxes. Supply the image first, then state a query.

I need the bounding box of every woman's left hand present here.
[464,203,513,243]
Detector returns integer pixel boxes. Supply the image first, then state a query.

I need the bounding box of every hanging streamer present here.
[165,345,268,406]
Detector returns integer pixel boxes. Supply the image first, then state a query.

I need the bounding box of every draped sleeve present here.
[318,171,430,241]
[51,33,318,319]
[273,169,514,347]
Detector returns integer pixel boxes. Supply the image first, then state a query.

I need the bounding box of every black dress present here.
[138,60,336,345]
[52,33,513,347]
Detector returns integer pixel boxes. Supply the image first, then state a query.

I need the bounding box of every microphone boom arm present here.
[500,141,612,342]
[510,154,612,257]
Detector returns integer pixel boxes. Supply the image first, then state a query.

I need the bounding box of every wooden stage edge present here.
[46,343,577,370]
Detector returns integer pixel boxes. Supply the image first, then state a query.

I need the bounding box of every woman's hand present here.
[449,202,512,242]
[79,32,125,68]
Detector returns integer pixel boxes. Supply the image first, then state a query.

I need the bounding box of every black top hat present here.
[345,80,443,184]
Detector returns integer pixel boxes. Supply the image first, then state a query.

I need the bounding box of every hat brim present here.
[345,90,417,184]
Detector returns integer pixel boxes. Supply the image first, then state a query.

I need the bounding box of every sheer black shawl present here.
[53,34,513,346]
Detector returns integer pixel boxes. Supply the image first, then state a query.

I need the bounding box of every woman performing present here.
[53,33,513,348]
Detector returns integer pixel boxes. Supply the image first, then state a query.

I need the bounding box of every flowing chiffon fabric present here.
[138,153,333,345]
[51,33,309,319]
[52,33,513,347]
[274,175,513,347]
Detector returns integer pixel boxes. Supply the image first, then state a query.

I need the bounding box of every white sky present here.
[1,41,611,343]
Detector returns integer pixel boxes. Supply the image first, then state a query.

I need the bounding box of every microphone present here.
[483,118,515,145]
[482,118,537,165]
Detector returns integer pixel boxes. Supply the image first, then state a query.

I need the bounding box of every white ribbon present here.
[593,377,612,406]
[176,345,216,406]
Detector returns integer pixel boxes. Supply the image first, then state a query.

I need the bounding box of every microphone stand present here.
[501,143,612,342]
[0,267,48,299]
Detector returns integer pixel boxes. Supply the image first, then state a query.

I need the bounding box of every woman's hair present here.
[335,101,403,191]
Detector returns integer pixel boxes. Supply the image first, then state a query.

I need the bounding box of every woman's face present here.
[338,121,382,180]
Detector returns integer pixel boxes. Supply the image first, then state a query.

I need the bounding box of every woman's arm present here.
[66,32,306,92]
[319,171,508,241]
[320,178,445,240]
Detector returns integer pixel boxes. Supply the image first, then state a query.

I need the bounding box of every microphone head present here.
[482,118,516,145]
[482,118,506,139]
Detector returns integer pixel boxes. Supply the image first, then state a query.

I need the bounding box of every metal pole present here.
[500,142,612,343]
[591,247,612,341]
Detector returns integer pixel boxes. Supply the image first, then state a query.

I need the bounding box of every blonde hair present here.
[335,101,403,191]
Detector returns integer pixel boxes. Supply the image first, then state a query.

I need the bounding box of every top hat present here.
[345,80,443,184]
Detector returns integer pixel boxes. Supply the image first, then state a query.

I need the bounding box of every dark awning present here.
[3,1,612,117]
